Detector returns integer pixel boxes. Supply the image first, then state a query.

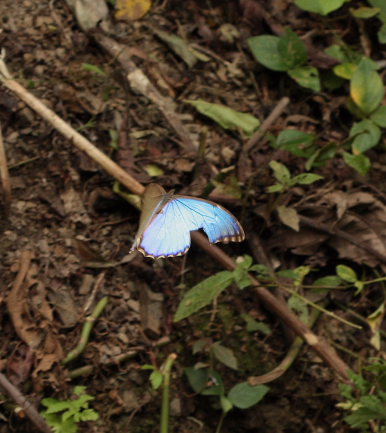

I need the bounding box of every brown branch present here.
[0,122,11,209]
[191,232,351,381]
[243,96,290,153]
[0,372,52,433]
[0,57,144,197]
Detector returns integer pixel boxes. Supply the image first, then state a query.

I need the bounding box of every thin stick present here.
[0,55,144,197]
[243,96,290,152]
[0,372,52,433]
[0,122,11,208]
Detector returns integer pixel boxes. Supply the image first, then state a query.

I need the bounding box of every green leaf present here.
[370,105,386,127]
[185,99,260,136]
[288,295,309,323]
[293,266,312,285]
[343,152,371,176]
[324,45,348,62]
[236,255,253,270]
[150,370,163,390]
[174,271,234,321]
[78,409,99,422]
[269,160,291,185]
[233,266,253,289]
[143,164,164,177]
[288,66,321,91]
[249,264,270,279]
[378,23,386,43]
[325,44,364,64]
[247,35,288,71]
[228,382,269,409]
[220,395,233,414]
[277,205,300,231]
[312,275,343,288]
[350,59,385,114]
[212,343,238,370]
[43,414,77,433]
[291,173,323,185]
[277,28,307,70]
[350,128,381,154]
[305,143,337,170]
[336,265,358,283]
[271,129,316,157]
[276,269,298,279]
[266,183,285,193]
[354,280,365,295]
[368,0,386,20]
[350,6,380,18]
[344,395,386,427]
[184,367,208,393]
[333,63,358,80]
[185,368,225,396]
[294,0,345,15]
[81,63,106,76]
[241,313,271,334]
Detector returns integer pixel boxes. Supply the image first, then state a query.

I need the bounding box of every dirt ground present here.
[0,0,385,432]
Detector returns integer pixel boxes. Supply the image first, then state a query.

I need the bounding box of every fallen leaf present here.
[277,205,300,231]
[115,0,151,21]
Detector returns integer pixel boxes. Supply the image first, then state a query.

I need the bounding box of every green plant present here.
[338,364,386,431]
[267,160,323,194]
[266,161,323,231]
[142,353,177,433]
[41,386,99,433]
[248,28,320,91]
[294,0,346,15]
[185,365,268,433]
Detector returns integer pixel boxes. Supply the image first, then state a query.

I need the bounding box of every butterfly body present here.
[131,184,245,258]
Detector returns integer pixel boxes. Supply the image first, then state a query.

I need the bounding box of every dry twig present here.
[243,96,290,153]
[0,372,52,433]
[0,122,11,209]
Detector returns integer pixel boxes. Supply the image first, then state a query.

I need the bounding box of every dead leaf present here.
[153,28,200,68]
[367,302,384,350]
[139,286,164,336]
[48,282,79,327]
[277,205,300,231]
[66,0,109,31]
[115,0,151,21]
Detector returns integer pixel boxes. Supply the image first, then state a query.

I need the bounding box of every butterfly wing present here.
[138,199,193,258]
[137,196,244,258]
[174,197,245,244]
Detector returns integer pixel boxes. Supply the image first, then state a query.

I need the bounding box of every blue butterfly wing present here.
[138,197,244,258]
[175,198,245,244]
[138,200,193,258]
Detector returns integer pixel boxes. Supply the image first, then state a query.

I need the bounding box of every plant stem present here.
[215,411,226,433]
[160,353,177,433]
[62,297,109,364]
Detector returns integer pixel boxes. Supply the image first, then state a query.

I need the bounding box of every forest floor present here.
[1,0,386,432]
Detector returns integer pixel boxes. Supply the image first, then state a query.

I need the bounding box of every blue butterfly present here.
[131,183,245,258]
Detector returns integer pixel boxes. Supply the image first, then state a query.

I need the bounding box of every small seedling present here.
[41,386,99,433]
